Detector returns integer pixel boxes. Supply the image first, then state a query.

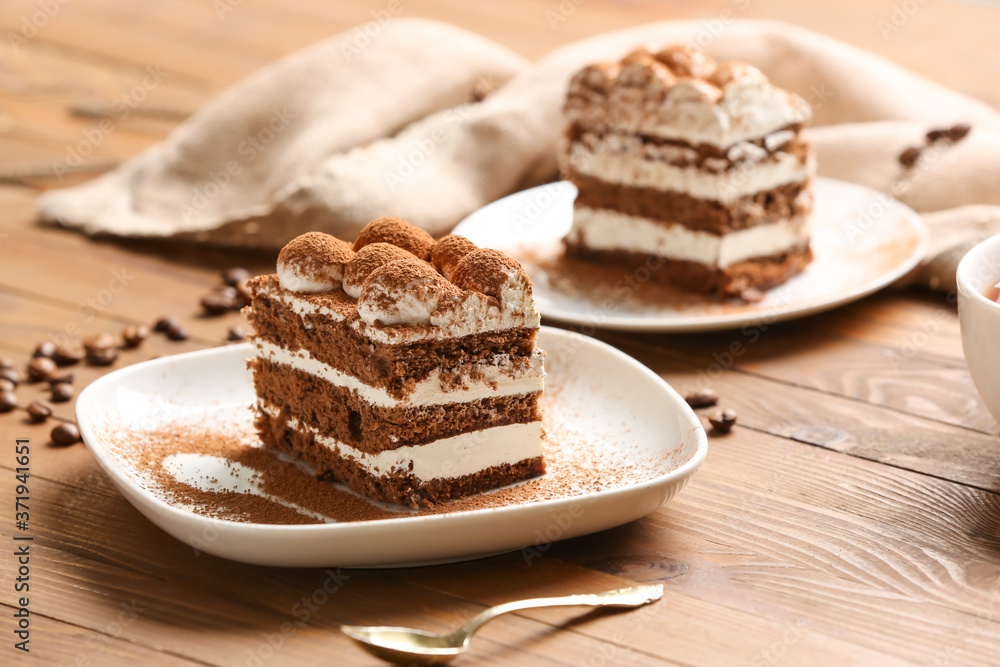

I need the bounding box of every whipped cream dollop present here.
[357,258,461,326]
[430,235,478,281]
[564,44,812,148]
[342,242,417,299]
[353,216,435,261]
[276,232,354,293]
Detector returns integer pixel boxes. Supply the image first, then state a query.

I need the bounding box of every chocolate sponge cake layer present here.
[255,408,545,507]
[246,275,536,397]
[564,243,813,296]
[250,358,541,453]
[569,172,812,234]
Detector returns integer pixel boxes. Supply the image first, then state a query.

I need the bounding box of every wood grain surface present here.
[2,1,999,665]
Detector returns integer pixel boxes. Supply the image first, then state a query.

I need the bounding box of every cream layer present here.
[569,206,809,268]
[259,403,544,482]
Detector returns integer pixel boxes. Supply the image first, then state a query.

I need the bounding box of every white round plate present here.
[76,328,707,568]
[453,177,929,332]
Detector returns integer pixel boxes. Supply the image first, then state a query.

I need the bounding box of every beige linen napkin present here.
[37,18,1000,291]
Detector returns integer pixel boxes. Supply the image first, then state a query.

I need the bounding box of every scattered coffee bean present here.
[83,333,116,354]
[234,279,253,308]
[684,388,719,409]
[0,378,15,393]
[53,343,84,366]
[50,383,74,403]
[709,408,738,434]
[201,289,236,316]
[0,368,20,387]
[27,357,57,382]
[0,391,16,413]
[33,341,57,359]
[0,358,12,370]
[926,128,946,143]
[227,324,248,342]
[50,422,81,446]
[222,267,251,286]
[49,374,74,387]
[945,122,971,142]
[166,323,189,341]
[84,333,120,366]
[27,400,53,423]
[86,348,120,367]
[898,146,922,169]
[122,324,150,349]
[154,316,180,333]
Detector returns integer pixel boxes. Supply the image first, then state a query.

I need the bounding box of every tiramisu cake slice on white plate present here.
[560,44,815,297]
[243,218,546,507]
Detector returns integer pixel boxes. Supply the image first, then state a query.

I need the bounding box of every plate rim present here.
[453,176,930,333]
[75,327,707,564]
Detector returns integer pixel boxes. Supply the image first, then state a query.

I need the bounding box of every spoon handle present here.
[460,584,663,637]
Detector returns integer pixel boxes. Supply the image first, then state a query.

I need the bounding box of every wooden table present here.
[3,1,1000,665]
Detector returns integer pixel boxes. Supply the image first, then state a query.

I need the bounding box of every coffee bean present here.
[684,388,719,409]
[0,368,20,387]
[154,316,180,333]
[0,357,12,370]
[0,378,14,393]
[898,146,922,169]
[222,267,251,286]
[946,123,971,142]
[0,391,16,413]
[201,290,236,316]
[84,332,119,366]
[925,128,946,143]
[122,324,150,349]
[83,333,116,354]
[51,422,81,446]
[86,348,120,367]
[227,324,248,342]
[166,323,189,341]
[709,408,738,434]
[49,373,74,385]
[50,383,74,403]
[27,357,57,382]
[33,341,57,359]
[53,343,84,366]
[27,400,53,423]
[234,279,253,309]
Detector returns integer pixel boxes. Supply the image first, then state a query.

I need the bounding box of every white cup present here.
[957,234,1000,424]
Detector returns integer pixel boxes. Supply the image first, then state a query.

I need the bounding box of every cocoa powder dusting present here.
[100,393,681,526]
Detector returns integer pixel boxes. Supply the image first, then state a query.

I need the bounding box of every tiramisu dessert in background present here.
[243,218,545,507]
[560,44,816,298]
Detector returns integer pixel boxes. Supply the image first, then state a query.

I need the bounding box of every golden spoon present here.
[341,583,663,665]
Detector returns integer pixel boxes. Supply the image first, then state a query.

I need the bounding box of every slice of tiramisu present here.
[560,44,815,297]
[243,218,545,507]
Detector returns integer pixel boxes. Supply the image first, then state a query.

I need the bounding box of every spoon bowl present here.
[341,584,663,665]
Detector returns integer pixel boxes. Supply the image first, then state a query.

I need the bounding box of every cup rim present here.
[957,233,1000,308]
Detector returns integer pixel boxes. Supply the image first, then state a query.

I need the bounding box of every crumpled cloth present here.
[37,18,1000,292]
